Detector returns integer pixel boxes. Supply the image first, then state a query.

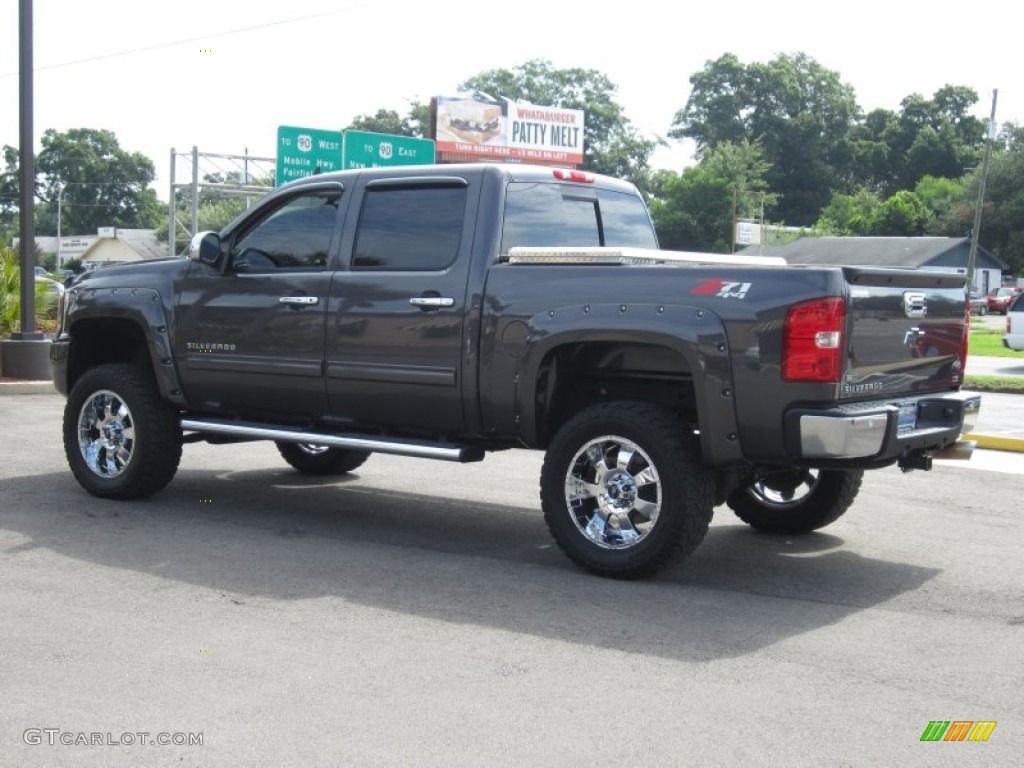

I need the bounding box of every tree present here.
[459,59,659,189]
[873,190,932,236]
[914,175,970,235]
[647,167,732,252]
[853,87,985,194]
[964,139,1024,275]
[32,128,162,235]
[671,52,859,225]
[346,104,428,138]
[700,139,778,220]
[814,188,881,236]
[648,140,775,252]
[0,145,25,244]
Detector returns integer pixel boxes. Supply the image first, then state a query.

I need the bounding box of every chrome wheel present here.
[296,443,330,456]
[728,468,863,534]
[542,402,714,578]
[564,435,662,550]
[77,389,136,478]
[746,469,820,508]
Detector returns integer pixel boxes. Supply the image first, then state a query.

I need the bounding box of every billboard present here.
[433,96,584,167]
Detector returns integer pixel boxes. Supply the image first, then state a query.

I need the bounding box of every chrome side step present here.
[180,417,485,463]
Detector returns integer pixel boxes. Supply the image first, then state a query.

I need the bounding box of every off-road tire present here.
[64,363,182,500]
[727,468,863,534]
[540,401,714,579]
[276,442,370,475]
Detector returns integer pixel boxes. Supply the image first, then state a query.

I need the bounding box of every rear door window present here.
[353,185,467,271]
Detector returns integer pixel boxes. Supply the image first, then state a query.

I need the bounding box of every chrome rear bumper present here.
[793,390,982,461]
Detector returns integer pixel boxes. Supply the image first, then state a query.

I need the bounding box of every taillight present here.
[783,297,846,382]
[961,304,970,370]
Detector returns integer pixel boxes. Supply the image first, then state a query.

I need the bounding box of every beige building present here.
[79,228,170,268]
[34,228,171,269]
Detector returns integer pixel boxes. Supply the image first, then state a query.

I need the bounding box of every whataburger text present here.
[508,103,584,158]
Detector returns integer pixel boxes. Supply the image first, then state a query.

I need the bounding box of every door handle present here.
[409,297,454,309]
[279,296,319,306]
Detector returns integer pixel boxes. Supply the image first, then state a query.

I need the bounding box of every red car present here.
[985,286,1023,314]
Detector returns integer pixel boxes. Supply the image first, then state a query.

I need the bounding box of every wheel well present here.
[67,318,151,392]
[534,342,698,446]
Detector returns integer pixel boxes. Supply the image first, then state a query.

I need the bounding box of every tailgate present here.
[843,268,967,398]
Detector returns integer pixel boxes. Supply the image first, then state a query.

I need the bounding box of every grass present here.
[966,322,1024,391]
[963,374,1024,394]
[967,322,1023,358]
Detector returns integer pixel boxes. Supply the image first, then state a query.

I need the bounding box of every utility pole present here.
[56,181,64,268]
[2,0,51,379]
[16,0,37,339]
[966,89,998,293]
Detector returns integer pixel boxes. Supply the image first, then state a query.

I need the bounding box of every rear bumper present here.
[787,390,981,462]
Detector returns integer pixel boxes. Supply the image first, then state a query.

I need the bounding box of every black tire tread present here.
[727,469,863,534]
[63,363,182,500]
[540,401,714,579]
[276,442,370,475]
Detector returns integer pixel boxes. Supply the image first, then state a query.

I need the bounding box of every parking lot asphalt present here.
[2,393,1021,767]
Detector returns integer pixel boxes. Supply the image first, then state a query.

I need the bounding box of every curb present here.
[962,433,1024,453]
[0,380,56,395]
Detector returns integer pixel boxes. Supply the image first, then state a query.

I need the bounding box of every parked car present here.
[35,276,65,297]
[985,286,1022,314]
[1004,291,1024,351]
[968,291,988,315]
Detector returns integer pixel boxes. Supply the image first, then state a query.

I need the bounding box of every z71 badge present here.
[690,279,752,299]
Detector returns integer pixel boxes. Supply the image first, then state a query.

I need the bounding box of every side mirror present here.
[189,231,223,267]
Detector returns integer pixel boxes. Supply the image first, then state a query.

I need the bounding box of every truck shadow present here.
[1,465,940,663]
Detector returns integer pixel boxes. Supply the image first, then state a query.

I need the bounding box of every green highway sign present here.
[343,130,435,170]
[276,125,344,186]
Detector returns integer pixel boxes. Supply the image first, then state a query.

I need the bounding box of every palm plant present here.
[0,246,60,336]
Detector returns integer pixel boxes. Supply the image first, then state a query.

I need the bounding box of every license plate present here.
[897,402,917,434]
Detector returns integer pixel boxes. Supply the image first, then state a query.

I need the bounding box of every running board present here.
[180,418,485,463]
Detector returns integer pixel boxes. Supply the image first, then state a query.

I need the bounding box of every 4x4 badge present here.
[691,279,752,299]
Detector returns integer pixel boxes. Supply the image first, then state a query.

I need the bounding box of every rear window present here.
[501,182,657,254]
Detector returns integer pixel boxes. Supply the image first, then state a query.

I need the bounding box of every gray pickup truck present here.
[50,163,980,578]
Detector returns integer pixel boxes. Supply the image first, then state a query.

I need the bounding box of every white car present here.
[35,276,65,297]
[1005,292,1024,351]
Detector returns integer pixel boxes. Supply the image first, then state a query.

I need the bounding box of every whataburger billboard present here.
[433,96,585,166]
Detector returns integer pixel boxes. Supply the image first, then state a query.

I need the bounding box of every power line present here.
[0,7,375,77]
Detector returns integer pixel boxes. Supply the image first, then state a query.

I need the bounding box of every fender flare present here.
[64,286,187,407]
[514,302,744,467]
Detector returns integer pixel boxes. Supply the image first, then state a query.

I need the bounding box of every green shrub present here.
[0,246,60,337]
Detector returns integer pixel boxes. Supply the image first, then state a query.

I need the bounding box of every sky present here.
[1,0,1019,202]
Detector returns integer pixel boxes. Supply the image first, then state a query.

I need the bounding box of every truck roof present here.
[282,162,640,195]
